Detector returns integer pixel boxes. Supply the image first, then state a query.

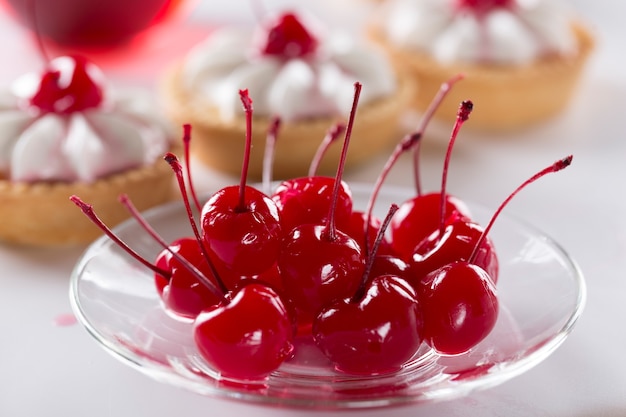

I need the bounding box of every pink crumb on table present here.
[53,313,77,327]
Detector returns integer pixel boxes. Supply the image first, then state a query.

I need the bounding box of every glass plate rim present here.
[69,182,587,409]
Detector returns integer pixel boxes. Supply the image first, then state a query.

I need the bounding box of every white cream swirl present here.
[0,68,171,183]
[181,22,397,122]
[382,0,577,65]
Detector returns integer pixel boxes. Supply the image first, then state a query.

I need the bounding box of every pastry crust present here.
[371,21,594,131]
[160,65,415,179]
[0,156,177,246]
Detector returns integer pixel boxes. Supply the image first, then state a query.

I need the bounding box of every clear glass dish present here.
[69,183,586,409]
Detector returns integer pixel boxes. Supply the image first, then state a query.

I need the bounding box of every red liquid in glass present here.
[3,0,185,49]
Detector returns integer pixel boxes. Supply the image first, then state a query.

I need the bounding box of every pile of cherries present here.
[72,77,571,381]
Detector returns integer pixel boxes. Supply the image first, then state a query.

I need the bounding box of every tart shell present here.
[160,66,415,179]
[371,21,594,131]
[0,157,177,247]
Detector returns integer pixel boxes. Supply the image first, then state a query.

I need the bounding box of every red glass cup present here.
[1,0,189,50]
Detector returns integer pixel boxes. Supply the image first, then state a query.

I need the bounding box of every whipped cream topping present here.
[181,16,397,122]
[0,61,171,183]
[382,0,577,65]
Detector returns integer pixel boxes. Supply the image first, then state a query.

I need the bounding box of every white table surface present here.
[1,1,625,416]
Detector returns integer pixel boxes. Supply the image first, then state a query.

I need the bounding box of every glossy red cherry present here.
[29,55,104,114]
[370,254,414,284]
[258,12,319,58]
[390,100,474,260]
[361,76,465,258]
[272,177,353,237]
[278,224,365,327]
[193,283,295,380]
[391,193,471,261]
[277,82,364,330]
[154,237,221,319]
[201,90,282,278]
[202,185,282,277]
[313,204,423,374]
[411,218,498,288]
[343,210,394,256]
[421,262,499,355]
[455,0,515,16]
[313,275,423,375]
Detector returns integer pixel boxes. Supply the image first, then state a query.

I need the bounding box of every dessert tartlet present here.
[370,0,594,130]
[160,10,413,179]
[0,55,176,246]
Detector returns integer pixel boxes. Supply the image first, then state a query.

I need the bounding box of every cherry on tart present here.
[454,0,515,16]
[418,155,573,355]
[313,205,424,375]
[29,55,104,114]
[193,283,295,381]
[201,90,282,278]
[257,12,319,59]
[277,83,365,330]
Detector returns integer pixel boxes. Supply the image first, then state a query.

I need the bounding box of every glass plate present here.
[69,183,585,409]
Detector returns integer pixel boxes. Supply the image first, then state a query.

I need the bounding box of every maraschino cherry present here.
[193,283,295,380]
[454,0,515,16]
[390,98,473,261]
[420,262,498,355]
[418,155,573,355]
[153,237,221,319]
[277,83,365,330]
[257,11,319,58]
[346,75,466,259]
[29,55,104,114]
[201,90,282,278]
[271,124,351,239]
[71,190,295,380]
[313,205,424,375]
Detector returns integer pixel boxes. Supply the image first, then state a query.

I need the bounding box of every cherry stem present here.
[69,195,170,279]
[364,131,420,256]
[438,100,473,237]
[324,82,361,242]
[182,124,202,213]
[238,89,254,212]
[363,74,463,255]
[468,155,573,264]
[262,116,281,195]
[352,204,399,303]
[164,152,229,294]
[308,122,346,177]
[118,194,227,303]
[413,74,464,196]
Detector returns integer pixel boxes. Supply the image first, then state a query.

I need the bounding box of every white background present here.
[1,1,625,416]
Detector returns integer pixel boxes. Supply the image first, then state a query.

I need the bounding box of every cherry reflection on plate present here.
[1,0,189,50]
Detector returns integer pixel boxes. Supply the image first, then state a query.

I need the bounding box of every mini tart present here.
[371,21,594,131]
[0,156,177,247]
[160,65,415,180]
